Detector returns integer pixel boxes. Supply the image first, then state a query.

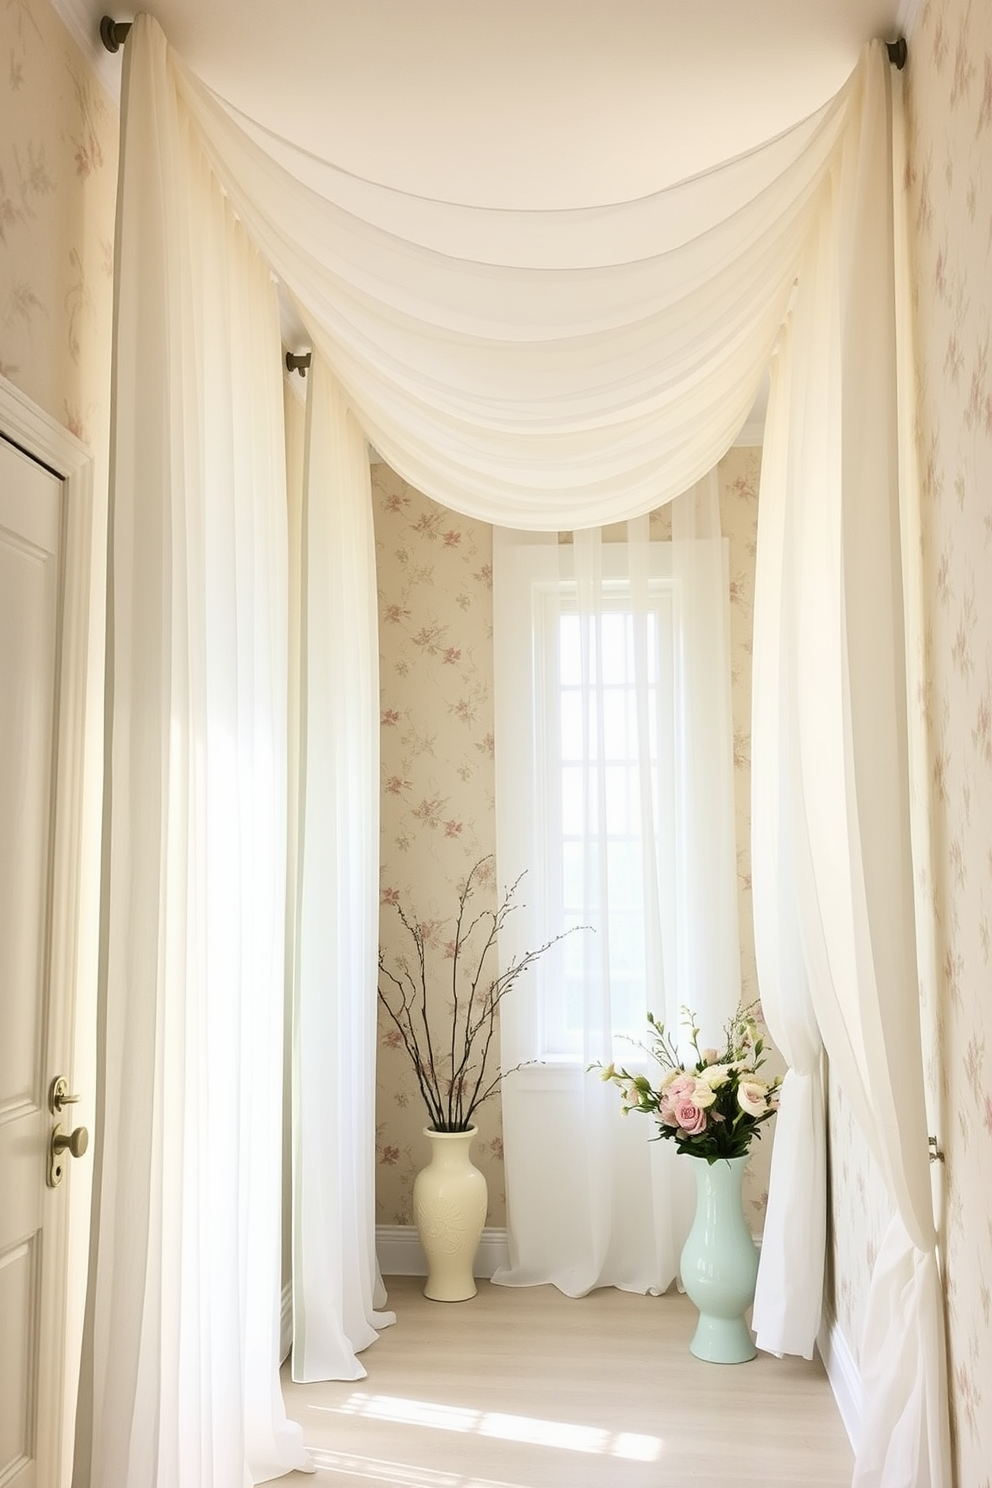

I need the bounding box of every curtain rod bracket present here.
[100,16,132,52]
[286,352,312,378]
[886,37,908,69]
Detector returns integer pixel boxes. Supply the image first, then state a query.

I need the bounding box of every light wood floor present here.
[281,1276,854,1488]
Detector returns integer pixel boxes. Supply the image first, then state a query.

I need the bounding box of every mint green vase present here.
[679,1155,758,1364]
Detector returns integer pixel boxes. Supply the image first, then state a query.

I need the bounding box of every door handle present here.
[49,1075,81,1114]
[48,1121,89,1187]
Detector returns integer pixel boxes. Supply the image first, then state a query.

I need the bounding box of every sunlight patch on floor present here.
[317,1391,662,1462]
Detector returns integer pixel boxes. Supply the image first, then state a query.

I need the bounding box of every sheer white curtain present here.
[753,61,951,1485]
[492,478,740,1295]
[286,352,395,1381]
[749,315,828,1360]
[74,27,309,1487]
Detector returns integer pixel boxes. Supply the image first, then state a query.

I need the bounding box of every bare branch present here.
[377,861,585,1130]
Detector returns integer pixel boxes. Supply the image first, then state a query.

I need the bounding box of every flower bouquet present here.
[594,1003,781,1162]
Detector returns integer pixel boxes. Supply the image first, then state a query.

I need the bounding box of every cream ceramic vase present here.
[413,1126,488,1302]
[679,1154,759,1364]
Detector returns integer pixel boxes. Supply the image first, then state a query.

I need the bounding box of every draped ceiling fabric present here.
[160,18,861,528]
[88,14,951,1488]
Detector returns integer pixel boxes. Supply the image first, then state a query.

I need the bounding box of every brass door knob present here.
[53,1125,89,1159]
[48,1123,90,1187]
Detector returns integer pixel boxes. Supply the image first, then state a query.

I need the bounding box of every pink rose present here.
[666,1073,698,1104]
[673,1098,707,1136]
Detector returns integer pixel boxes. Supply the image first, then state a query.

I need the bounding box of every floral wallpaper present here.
[373,462,502,1225]
[0,0,117,467]
[823,1069,894,1365]
[373,448,771,1231]
[825,0,992,1479]
[908,0,992,1475]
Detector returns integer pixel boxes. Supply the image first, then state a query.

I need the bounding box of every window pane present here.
[610,976,647,1039]
[606,839,641,910]
[561,768,586,837]
[559,692,583,761]
[599,612,630,685]
[535,569,674,1058]
[603,765,630,834]
[561,839,585,908]
[558,612,582,686]
[601,688,630,758]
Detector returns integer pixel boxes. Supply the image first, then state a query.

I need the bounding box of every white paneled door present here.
[0,418,93,1488]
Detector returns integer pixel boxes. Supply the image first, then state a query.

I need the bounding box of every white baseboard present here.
[376,1224,509,1278]
[816,1305,862,1450]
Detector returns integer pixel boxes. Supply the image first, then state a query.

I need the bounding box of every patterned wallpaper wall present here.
[824,1,992,1479]
[0,0,117,463]
[373,462,503,1224]
[373,447,771,1230]
[907,0,992,1473]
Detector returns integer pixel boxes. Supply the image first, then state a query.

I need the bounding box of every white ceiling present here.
[62,0,907,210]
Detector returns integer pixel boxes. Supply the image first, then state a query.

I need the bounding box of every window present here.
[494,530,706,1068]
[534,573,675,1057]
[492,492,741,1291]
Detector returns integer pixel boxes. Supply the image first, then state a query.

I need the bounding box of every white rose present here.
[737,1078,769,1117]
[699,1063,732,1090]
[690,1077,717,1109]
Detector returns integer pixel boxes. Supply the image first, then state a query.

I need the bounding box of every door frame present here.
[1,373,104,1487]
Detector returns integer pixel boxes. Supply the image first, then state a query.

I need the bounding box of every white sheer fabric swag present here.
[139,16,882,528]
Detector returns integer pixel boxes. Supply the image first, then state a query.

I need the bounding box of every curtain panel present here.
[286,354,396,1382]
[91,18,951,1488]
[752,63,951,1485]
[74,29,309,1486]
[749,312,829,1360]
[491,480,739,1296]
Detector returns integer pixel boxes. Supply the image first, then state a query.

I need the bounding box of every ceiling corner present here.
[50,0,123,104]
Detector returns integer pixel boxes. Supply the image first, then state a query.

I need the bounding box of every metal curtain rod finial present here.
[100,16,131,52]
[886,36,908,69]
[286,351,312,377]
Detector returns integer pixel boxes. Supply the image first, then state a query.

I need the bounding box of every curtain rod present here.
[100,16,130,51]
[100,15,909,67]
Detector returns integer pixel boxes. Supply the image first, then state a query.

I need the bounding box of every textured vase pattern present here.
[679,1155,759,1364]
[413,1127,488,1301]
